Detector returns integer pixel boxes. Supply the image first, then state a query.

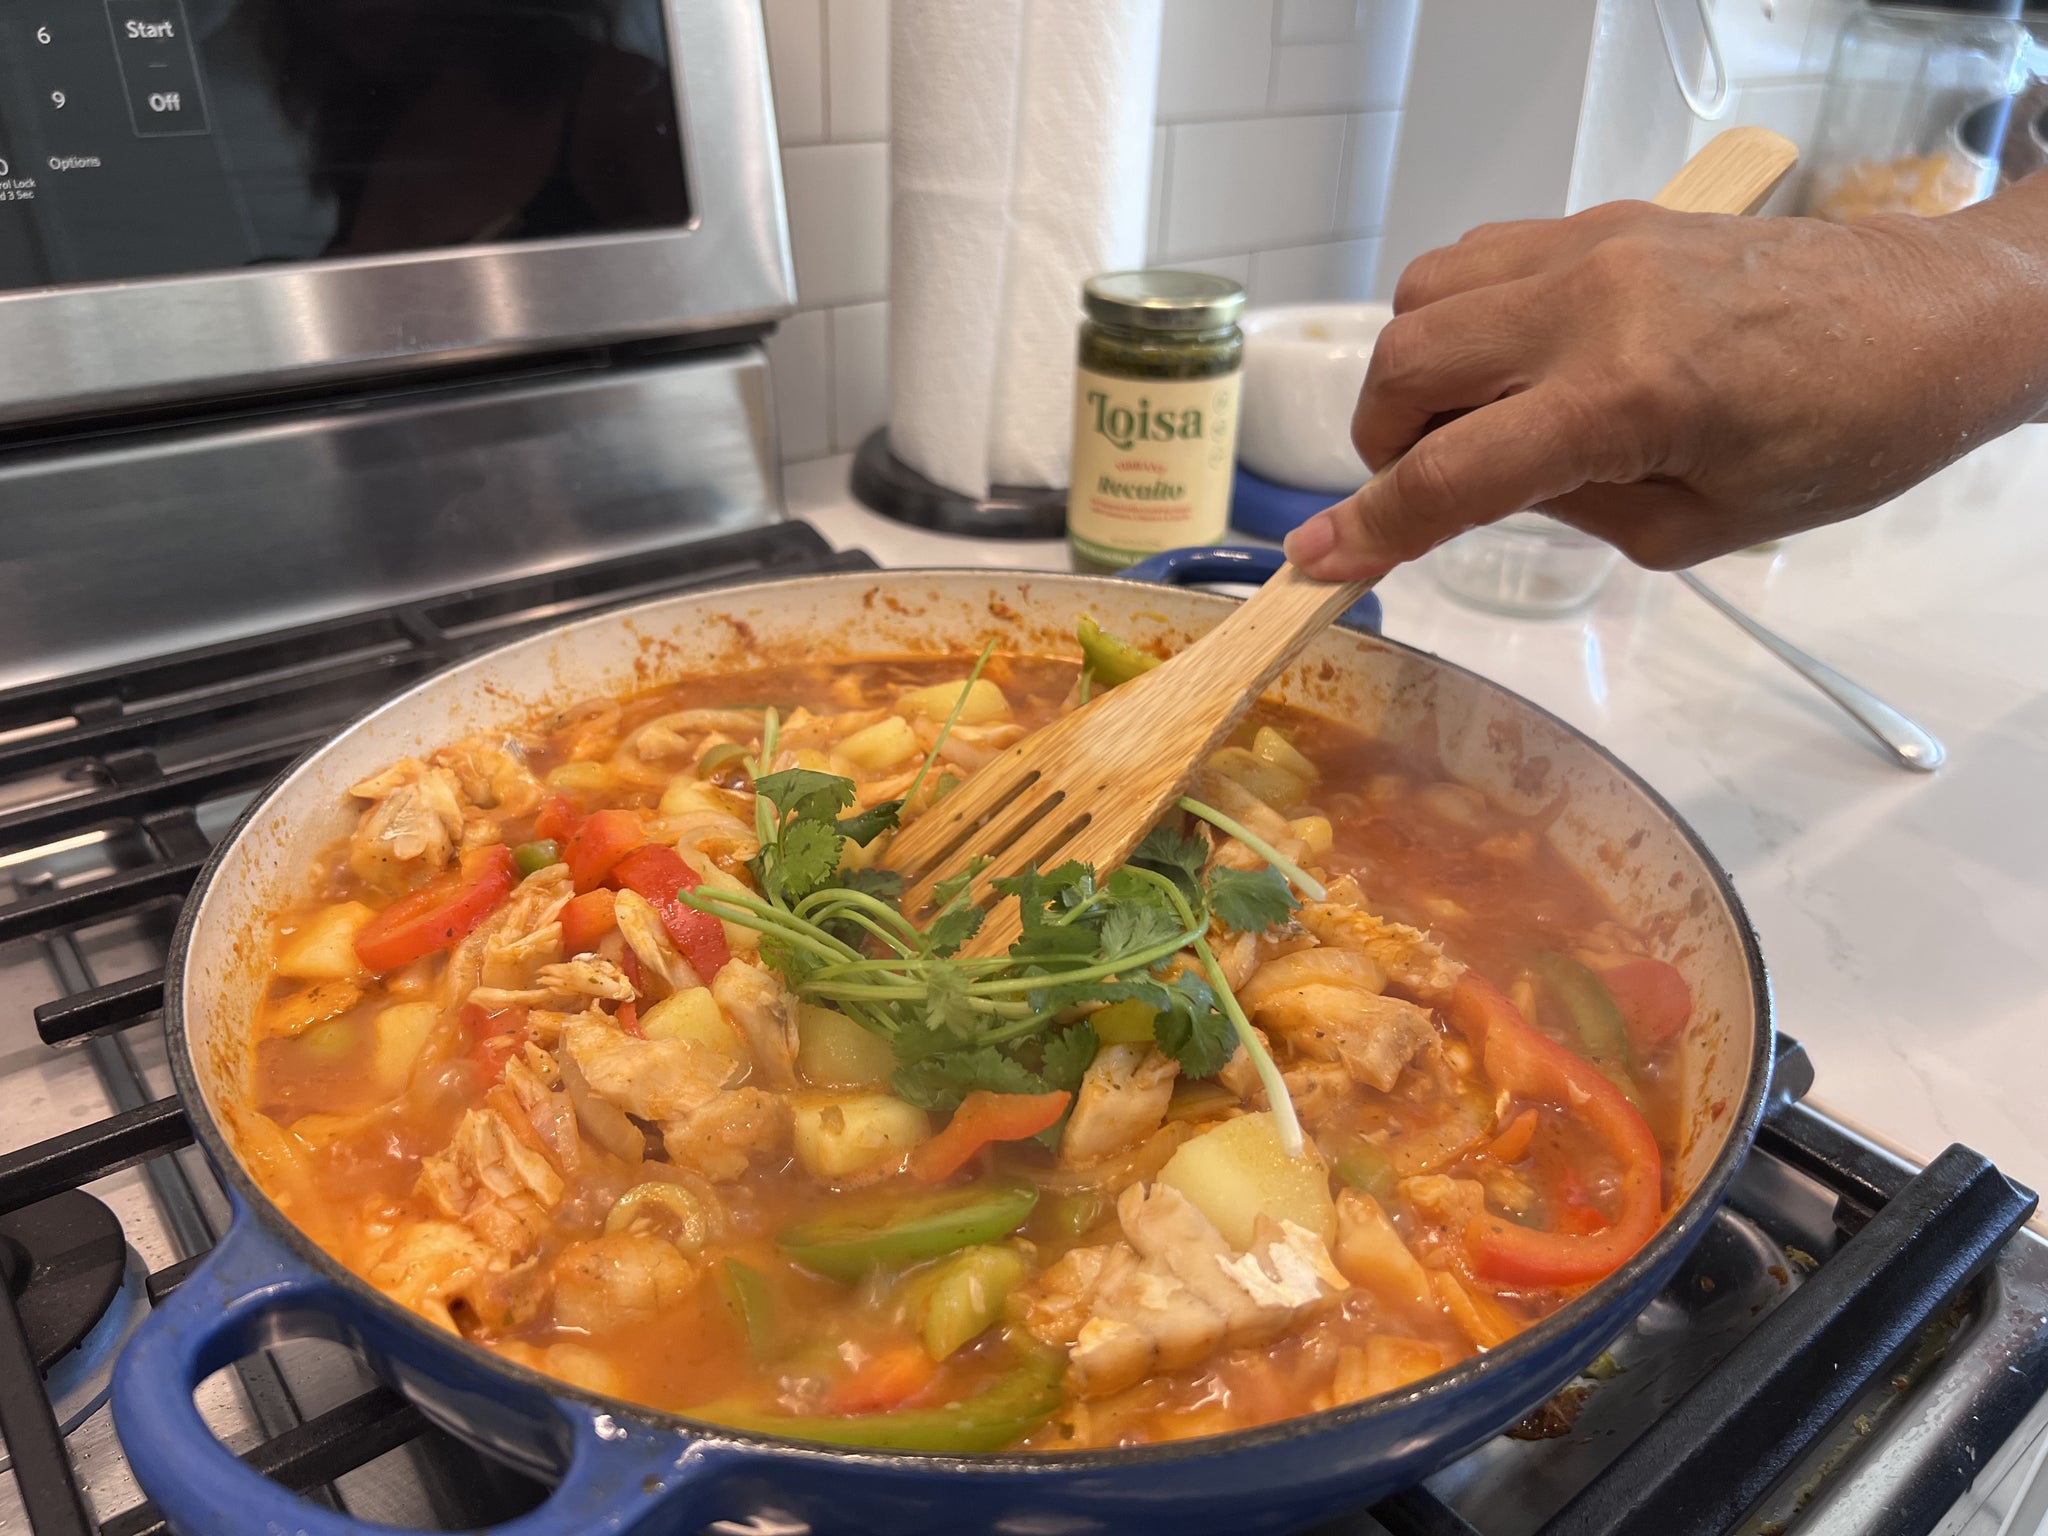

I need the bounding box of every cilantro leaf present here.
[1130,818,1208,900]
[840,866,905,902]
[993,862,1096,933]
[929,856,990,913]
[836,799,902,847]
[923,901,985,958]
[1006,923,1101,964]
[1152,972,1236,1078]
[752,768,857,821]
[919,960,984,1038]
[893,1047,1047,1111]
[1206,866,1299,934]
[1099,891,1185,957]
[1038,1022,1100,1094]
[775,818,845,902]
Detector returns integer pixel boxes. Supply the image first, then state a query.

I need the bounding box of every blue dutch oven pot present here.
[115,562,1772,1535]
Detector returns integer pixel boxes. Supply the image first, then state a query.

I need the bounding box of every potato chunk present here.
[791,1093,930,1180]
[833,716,920,772]
[275,902,376,980]
[641,987,747,1067]
[897,678,1012,725]
[1157,1112,1336,1250]
[796,1003,897,1089]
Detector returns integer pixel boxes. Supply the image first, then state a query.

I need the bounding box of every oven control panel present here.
[0,0,690,288]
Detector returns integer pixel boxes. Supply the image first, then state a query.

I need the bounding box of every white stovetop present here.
[788,433,2048,1193]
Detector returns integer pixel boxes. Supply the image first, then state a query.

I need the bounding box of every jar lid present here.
[1082,270,1246,331]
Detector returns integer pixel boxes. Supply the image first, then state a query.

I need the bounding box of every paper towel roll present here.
[888,0,1162,501]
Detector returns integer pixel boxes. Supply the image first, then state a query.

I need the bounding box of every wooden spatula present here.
[886,126,1798,955]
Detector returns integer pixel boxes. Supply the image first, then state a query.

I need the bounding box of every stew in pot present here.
[234,623,1692,1451]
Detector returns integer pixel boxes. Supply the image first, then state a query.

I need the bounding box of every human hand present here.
[1283,184,2048,581]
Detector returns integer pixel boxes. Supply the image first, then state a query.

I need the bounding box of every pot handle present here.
[114,1208,729,1536]
[1119,545,1384,633]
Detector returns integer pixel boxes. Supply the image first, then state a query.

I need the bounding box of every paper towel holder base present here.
[850,430,1068,540]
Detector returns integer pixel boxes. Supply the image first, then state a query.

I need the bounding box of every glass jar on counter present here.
[1066,270,1245,572]
[1805,0,2034,223]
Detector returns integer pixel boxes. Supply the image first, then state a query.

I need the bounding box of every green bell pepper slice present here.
[1535,951,1645,1107]
[1076,618,1161,690]
[717,1258,780,1362]
[777,1181,1039,1283]
[688,1347,1064,1453]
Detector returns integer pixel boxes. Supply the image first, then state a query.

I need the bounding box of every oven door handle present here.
[113,1204,722,1536]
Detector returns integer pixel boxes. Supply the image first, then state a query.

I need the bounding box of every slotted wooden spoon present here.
[886,126,1798,956]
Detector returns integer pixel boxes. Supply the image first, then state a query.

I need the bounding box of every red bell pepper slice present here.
[909,1090,1072,1184]
[353,845,515,973]
[1597,959,1693,1057]
[611,844,731,979]
[824,1345,939,1415]
[1444,975,1665,1288]
[533,793,578,844]
[559,888,617,955]
[564,808,647,892]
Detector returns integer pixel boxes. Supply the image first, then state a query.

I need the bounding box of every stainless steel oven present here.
[0,0,792,424]
[0,0,796,694]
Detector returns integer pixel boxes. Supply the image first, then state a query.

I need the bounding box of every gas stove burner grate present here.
[0,520,2043,1536]
[0,1192,150,1474]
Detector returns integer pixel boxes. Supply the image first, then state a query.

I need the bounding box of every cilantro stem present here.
[1192,935,1305,1158]
[1176,796,1328,901]
[678,887,862,965]
[965,927,1201,996]
[793,887,924,955]
[901,639,997,818]
[749,706,782,899]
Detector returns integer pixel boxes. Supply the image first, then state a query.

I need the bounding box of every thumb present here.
[1284,390,1590,580]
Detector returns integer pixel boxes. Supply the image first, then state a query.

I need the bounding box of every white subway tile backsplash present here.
[1157,0,1276,121]
[767,5,1414,465]
[827,0,890,141]
[1148,127,1171,258]
[830,302,890,454]
[1248,237,1380,304]
[765,309,831,461]
[1163,113,1345,258]
[1158,252,1253,285]
[763,0,825,147]
[783,142,890,306]
[1271,39,1379,113]
[1354,0,1419,110]
[1278,0,1360,44]
[1338,110,1401,233]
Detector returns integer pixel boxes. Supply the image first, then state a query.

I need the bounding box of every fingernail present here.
[1284,512,1335,566]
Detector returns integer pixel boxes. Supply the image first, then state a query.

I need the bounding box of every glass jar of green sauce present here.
[1066,270,1246,570]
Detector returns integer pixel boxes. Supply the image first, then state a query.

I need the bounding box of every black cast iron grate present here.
[0,520,2039,1536]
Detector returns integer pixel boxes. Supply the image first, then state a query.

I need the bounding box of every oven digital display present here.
[0,0,689,288]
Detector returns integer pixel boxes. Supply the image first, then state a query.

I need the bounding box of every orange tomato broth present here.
[240,651,1686,1451]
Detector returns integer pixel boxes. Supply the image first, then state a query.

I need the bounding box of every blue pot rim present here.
[157,564,1776,1477]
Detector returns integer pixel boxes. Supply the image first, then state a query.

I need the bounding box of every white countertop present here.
[788,440,2048,1190]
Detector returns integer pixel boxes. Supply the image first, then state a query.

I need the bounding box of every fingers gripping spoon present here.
[885,127,1800,957]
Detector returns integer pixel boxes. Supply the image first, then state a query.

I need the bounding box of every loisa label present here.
[1066,366,1240,564]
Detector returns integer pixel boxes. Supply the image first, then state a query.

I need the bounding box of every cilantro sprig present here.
[681,663,1318,1156]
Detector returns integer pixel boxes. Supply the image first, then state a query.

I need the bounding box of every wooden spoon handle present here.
[1650,125,1797,213]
